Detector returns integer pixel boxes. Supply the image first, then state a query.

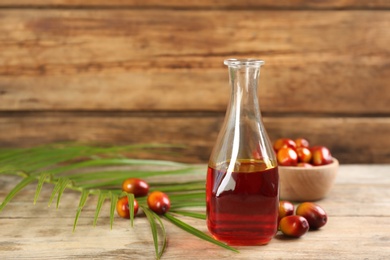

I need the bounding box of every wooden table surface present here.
[1,164,389,260]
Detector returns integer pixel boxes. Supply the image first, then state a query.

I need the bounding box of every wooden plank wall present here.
[0,1,389,163]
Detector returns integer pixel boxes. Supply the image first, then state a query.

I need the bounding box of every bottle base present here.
[210,233,273,246]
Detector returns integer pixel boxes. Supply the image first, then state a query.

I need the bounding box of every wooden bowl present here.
[279,158,339,201]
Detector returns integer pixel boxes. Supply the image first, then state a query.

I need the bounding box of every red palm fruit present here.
[147,191,171,215]
[279,215,309,238]
[295,138,310,148]
[122,178,149,197]
[296,147,312,163]
[311,146,333,166]
[116,196,139,219]
[296,202,328,230]
[278,200,295,223]
[277,147,298,166]
[273,138,297,152]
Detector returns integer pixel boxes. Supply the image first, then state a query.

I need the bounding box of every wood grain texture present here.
[0,165,389,259]
[0,112,389,163]
[0,0,390,9]
[0,5,389,164]
[0,10,389,114]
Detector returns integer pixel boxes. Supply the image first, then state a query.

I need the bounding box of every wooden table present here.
[1,164,389,259]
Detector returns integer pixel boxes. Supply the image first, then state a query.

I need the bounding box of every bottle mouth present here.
[224,58,265,67]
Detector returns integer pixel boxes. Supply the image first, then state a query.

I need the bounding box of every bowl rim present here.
[278,157,339,170]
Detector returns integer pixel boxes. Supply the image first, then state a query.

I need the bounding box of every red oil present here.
[206,161,279,245]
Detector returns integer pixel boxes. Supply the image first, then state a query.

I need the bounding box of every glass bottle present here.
[206,58,279,246]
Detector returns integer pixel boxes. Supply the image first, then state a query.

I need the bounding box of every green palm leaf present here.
[48,177,65,207]
[110,192,118,229]
[73,189,90,232]
[164,213,238,253]
[93,191,108,226]
[56,178,71,209]
[142,206,167,259]
[0,176,36,211]
[34,173,52,204]
[126,193,135,227]
[0,143,238,259]
[169,210,206,220]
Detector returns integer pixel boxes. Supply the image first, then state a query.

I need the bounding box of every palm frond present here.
[0,143,237,259]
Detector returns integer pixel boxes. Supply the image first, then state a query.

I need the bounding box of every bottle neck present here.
[227,65,261,120]
[208,59,276,171]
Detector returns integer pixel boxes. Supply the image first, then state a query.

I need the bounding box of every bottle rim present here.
[224,58,265,67]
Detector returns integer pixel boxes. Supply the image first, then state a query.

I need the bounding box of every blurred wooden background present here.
[0,1,389,163]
